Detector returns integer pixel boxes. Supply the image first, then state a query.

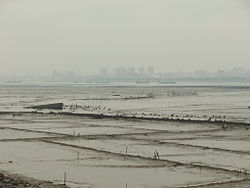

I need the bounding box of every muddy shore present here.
[0,171,68,188]
[1,111,250,187]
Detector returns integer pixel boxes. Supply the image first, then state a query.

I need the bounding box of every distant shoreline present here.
[1,83,250,89]
[1,110,250,128]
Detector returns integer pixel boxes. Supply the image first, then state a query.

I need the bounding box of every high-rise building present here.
[128,67,135,75]
[100,68,108,75]
[65,71,76,82]
[139,67,145,74]
[147,67,154,74]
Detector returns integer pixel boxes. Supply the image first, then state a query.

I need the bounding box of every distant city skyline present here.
[0,0,250,76]
[1,66,250,83]
[1,65,250,77]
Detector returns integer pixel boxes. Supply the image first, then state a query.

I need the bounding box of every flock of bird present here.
[65,103,227,122]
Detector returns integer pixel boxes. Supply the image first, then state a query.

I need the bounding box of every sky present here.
[0,0,250,75]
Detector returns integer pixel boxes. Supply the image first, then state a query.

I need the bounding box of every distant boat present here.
[136,81,150,84]
[86,81,93,83]
[4,80,22,84]
[158,81,176,84]
[248,106,250,109]
[95,81,110,84]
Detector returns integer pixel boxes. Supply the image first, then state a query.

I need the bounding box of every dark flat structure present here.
[27,103,63,110]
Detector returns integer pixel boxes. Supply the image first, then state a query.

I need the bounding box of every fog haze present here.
[0,0,250,75]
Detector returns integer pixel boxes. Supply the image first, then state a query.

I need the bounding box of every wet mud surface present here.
[0,113,250,187]
[1,85,250,187]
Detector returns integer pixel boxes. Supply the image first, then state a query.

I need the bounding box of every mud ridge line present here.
[123,126,222,135]
[0,118,36,124]
[0,126,69,137]
[40,130,177,140]
[67,134,250,156]
[119,128,222,137]
[42,130,202,142]
[158,141,250,155]
[0,126,222,142]
[0,124,183,142]
[40,139,249,177]
[41,139,172,164]
[176,178,250,188]
[120,135,250,156]
[0,136,68,142]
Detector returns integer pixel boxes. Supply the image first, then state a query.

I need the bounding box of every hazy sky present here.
[0,0,249,75]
